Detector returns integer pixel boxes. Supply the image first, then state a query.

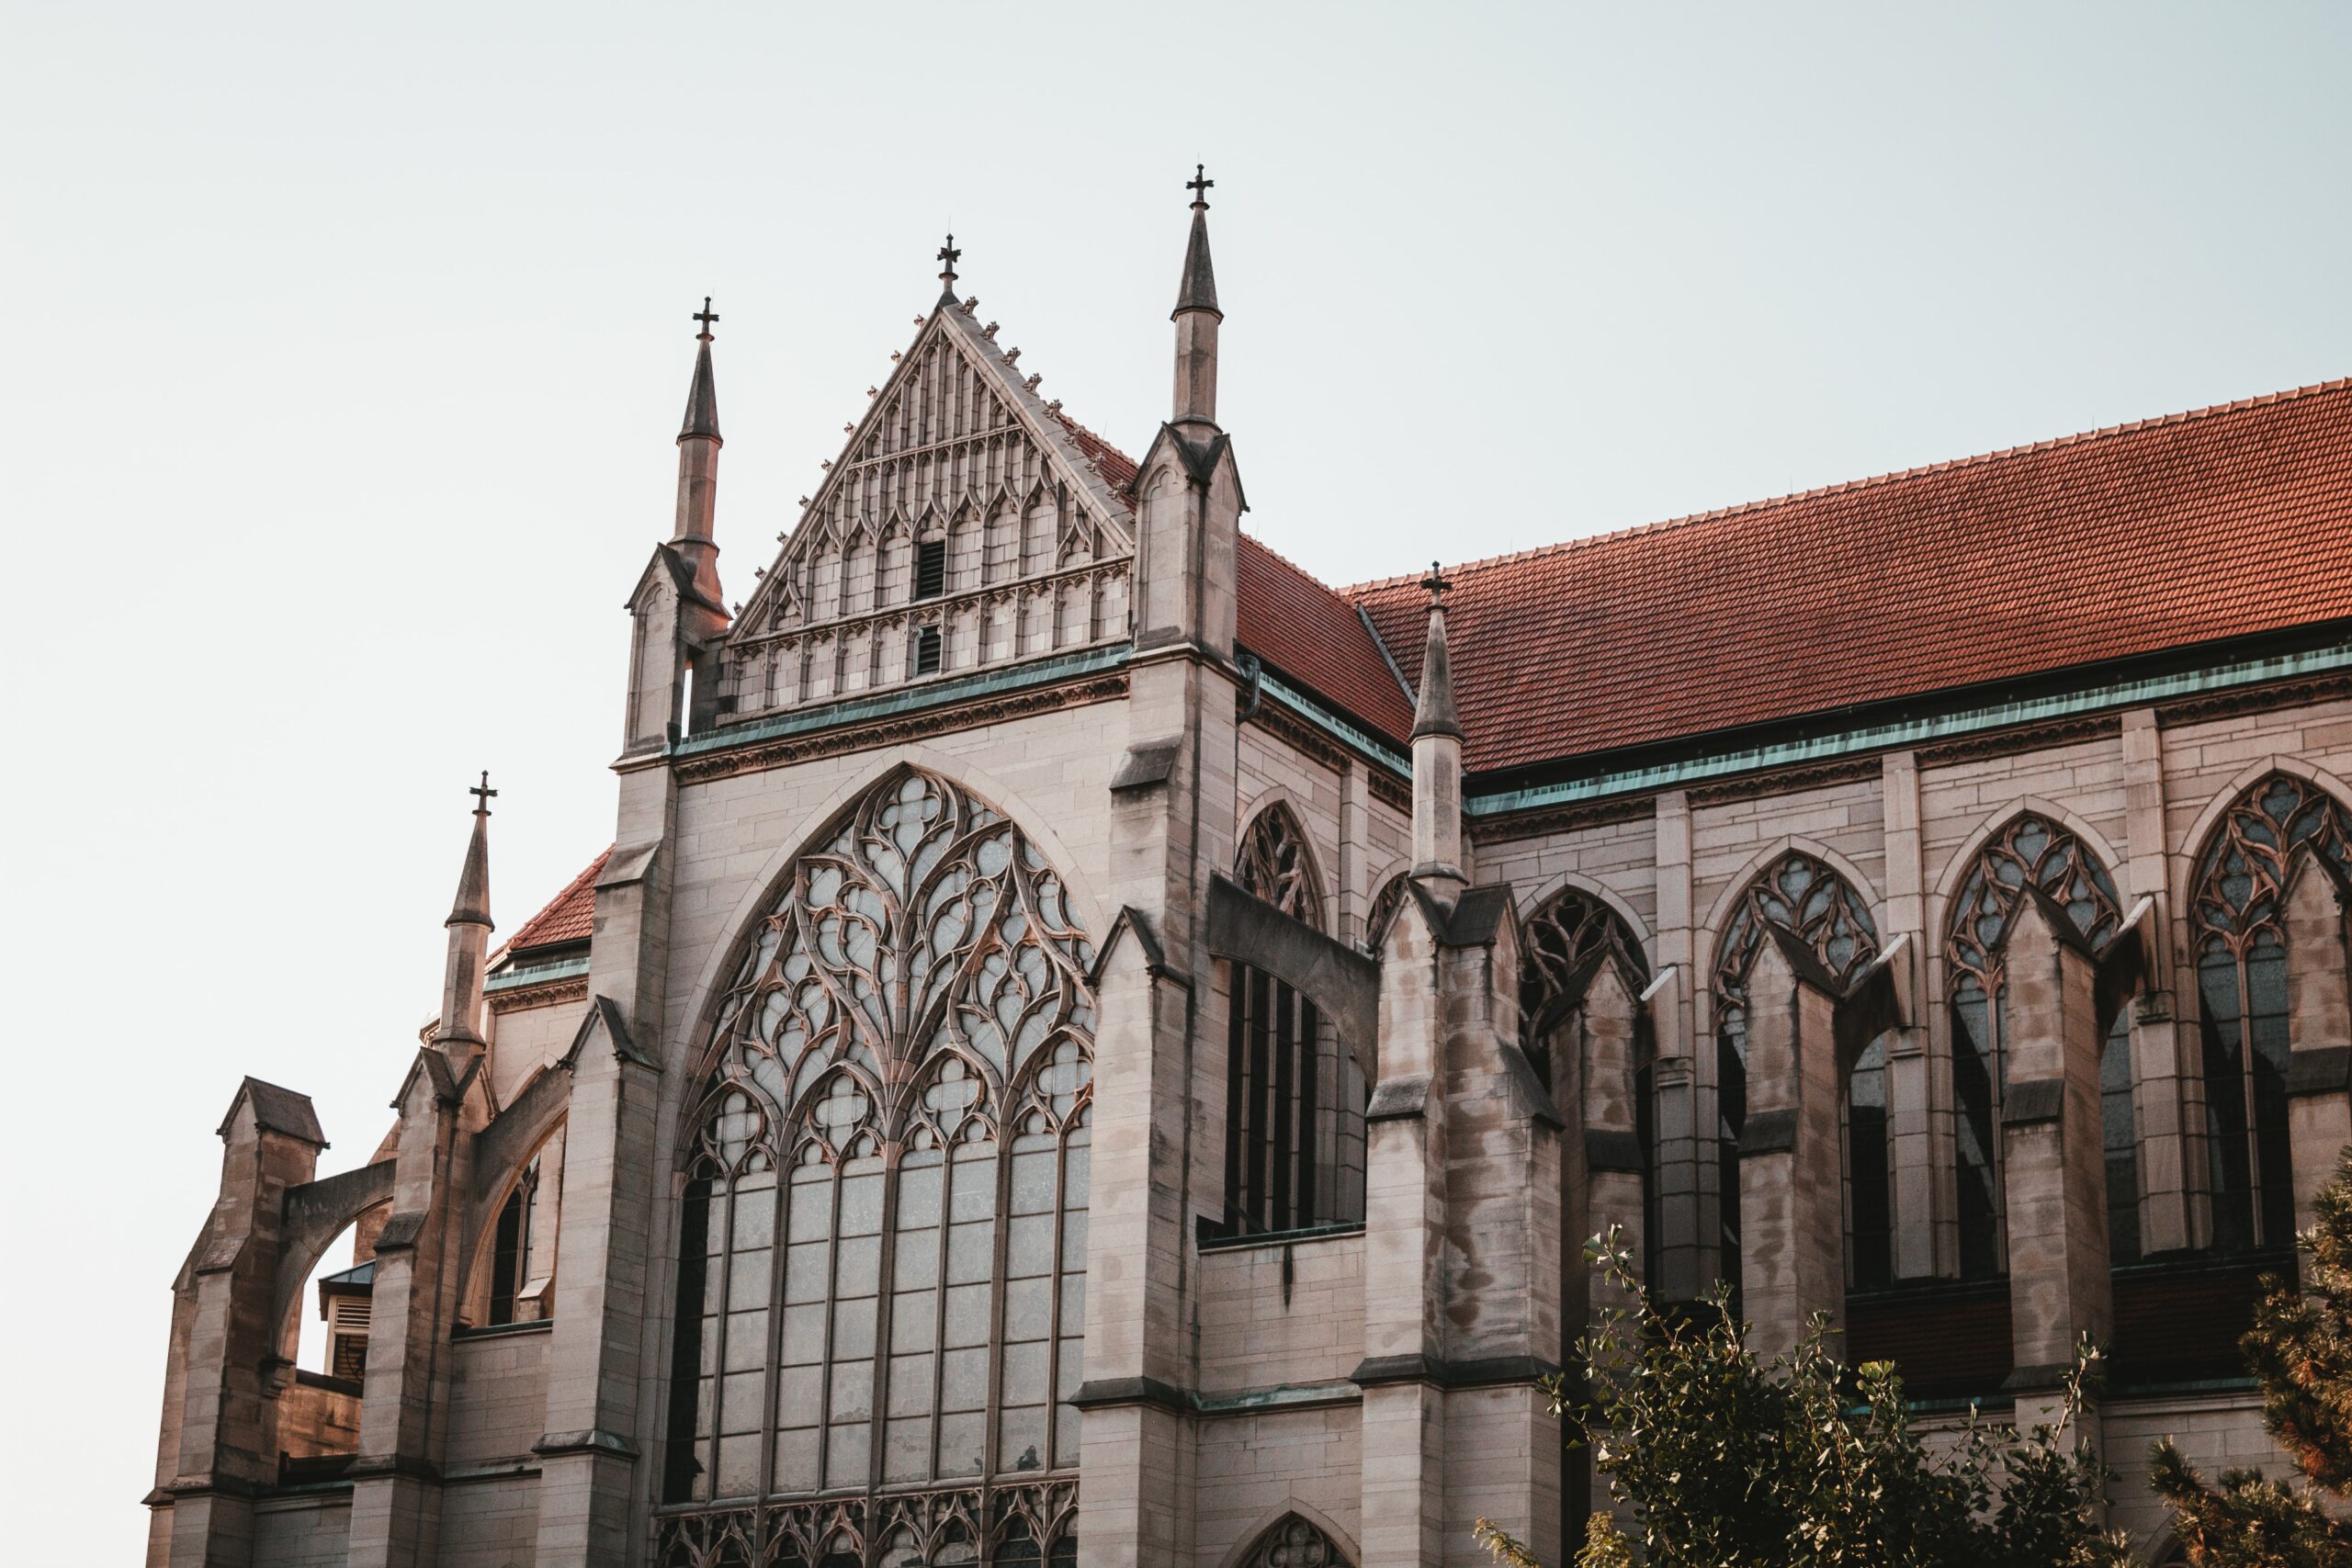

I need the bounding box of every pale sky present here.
[4,2,2347,1553]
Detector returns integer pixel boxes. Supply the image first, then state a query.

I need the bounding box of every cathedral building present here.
[148,177,2352,1567]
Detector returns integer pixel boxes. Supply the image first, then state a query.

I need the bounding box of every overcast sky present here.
[4,1,2348,1553]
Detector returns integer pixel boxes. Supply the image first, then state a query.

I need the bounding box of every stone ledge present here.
[1350,1352,1560,1392]
[533,1427,640,1461]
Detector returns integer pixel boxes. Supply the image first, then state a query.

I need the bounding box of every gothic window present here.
[1235,1515,1351,1568]
[913,625,943,676]
[1944,813,2132,1277]
[1237,804,1323,931]
[1520,886,1652,1067]
[916,539,947,601]
[1223,805,1365,1236]
[487,1157,539,1326]
[662,769,1094,1534]
[1713,852,1880,1296]
[1519,887,1657,1279]
[2190,773,2352,1253]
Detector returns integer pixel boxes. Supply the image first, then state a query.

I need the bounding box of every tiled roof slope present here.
[1237,533,1418,742]
[497,847,610,960]
[1354,378,2352,774]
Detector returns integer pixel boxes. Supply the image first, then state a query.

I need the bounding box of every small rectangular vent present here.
[913,626,943,676]
[915,539,946,600]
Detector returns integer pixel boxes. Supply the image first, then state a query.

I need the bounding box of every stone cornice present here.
[676,670,1127,784]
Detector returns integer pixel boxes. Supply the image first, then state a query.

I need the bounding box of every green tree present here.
[2150,1146,2352,1565]
[1476,1230,2126,1567]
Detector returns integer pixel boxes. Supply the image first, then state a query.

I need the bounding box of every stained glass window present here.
[661,768,1091,1548]
[1713,852,1881,1296]
[2189,773,2352,1253]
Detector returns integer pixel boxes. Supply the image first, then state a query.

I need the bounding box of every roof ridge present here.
[1238,528,1344,591]
[1342,375,2352,595]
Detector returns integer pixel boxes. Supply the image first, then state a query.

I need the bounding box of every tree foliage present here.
[1478,1230,2127,1567]
[2151,1145,2352,1565]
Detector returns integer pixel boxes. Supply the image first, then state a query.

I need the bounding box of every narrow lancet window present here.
[1713,852,1881,1295]
[2188,774,2352,1254]
[1223,805,1365,1236]
[1944,812,2133,1274]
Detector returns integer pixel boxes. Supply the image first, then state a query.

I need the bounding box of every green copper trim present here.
[1252,665,1415,774]
[671,641,1132,761]
[1465,638,2352,818]
[485,955,590,994]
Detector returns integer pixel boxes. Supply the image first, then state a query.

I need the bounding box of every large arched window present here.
[1521,886,1655,1274]
[660,769,1091,1563]
[1714,852,1881,1294]
[1944,812,2134,1278]
[1223,804,1366,1236]
[2190,773,2352,1254]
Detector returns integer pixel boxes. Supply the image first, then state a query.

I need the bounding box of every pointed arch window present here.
[661,769,1093,1548]
[1519,887,1657,1279]
[1222,805,1364,1236]
[1713,853,1880,1294]
[1943,813,2132,1278]
[2190,774,2352,1254]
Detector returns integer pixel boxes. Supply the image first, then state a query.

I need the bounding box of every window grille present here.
[914,625,943,676]
[915,539,947,601]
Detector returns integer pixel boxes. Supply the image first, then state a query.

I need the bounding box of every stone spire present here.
[1410,564,1467,891]
[432,773,496,1055]
[1170,164,1222,431]
[672,299,726,616]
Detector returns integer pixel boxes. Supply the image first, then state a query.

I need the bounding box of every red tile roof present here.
[497,847,609,961]
[1351,378,2352,774]
[1237,533,1418,741]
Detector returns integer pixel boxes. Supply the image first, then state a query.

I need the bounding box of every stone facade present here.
[147,190,2352,1567]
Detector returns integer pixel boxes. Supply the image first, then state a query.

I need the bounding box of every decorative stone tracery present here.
[663,768,1092,1541]
[1942,812,2137,1275]
[2188,773,2352,1253]
[1713,852,1882,1295]
[1235,1515,1351,1568]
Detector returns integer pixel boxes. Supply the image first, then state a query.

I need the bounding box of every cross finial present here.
[936,232,961,288]
[1187,163,1214,210]
[1420,560,1451,606]
[692,297,718,341]
[469,771,498,817]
